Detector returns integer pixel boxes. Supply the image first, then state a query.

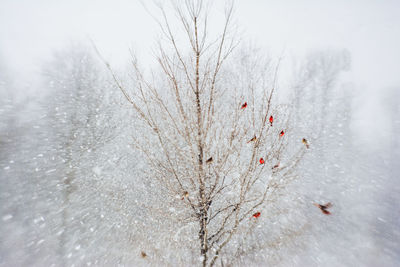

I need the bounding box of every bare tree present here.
[43,44,122,266]
[100,1,307,265]
[290,49,352,190]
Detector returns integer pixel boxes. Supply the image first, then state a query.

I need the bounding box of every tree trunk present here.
[199,203,208,267]
[192,14,209,267]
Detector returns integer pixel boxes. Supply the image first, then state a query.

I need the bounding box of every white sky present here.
[1,0,399,139]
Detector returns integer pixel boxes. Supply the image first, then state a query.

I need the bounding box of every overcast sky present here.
[1,0,399,140]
